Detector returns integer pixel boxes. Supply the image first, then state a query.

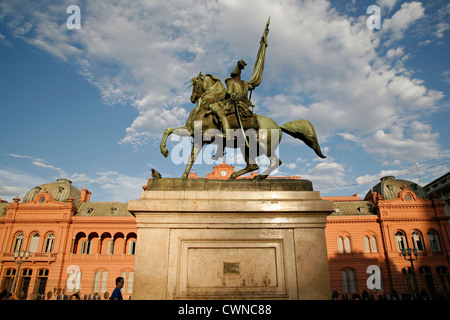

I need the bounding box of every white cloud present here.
[376,0,398,12]
[0,0,447,170]
[0,168,47,201]
[300,159,347,190]
[382,1,425,45]
[70,171,145,202]
[363,121,443,162]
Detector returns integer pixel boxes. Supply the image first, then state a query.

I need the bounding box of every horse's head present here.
[190,72,205,104]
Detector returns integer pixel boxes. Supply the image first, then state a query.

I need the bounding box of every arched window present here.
[44,234,55,253]
[337,237,344,254]
[29,233,40,253]
[370,236,378,253]
[35,269,49,299]
[411,231,424,252]
[364,235,378,253]
[1,269,16,292]
[127,272,134,294]
[402,267,414,293]
[93,271,101,294]
[364,236,370,253]
[419,266,436,295]
[13,233,24,252]
[344,236,351,253]
[395,231,407,252]
[341,269,356,293]
[428,231,441,252]
[101,271,108,293]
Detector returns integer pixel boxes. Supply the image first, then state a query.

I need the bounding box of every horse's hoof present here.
[161,147,169,158]
[253,175,268,181]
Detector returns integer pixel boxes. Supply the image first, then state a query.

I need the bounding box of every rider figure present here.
[210,59,255,137]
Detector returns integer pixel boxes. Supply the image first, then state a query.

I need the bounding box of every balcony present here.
[68,253,136,262]
[0,252,57,263]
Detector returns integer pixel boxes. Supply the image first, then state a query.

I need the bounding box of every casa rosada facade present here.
[1,163,449,300]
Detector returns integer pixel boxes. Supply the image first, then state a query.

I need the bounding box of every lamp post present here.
[11,250,30,297]
[402,247,419,298]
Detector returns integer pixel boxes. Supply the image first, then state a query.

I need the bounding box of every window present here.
[419,267,436,295]
[341,270,356,293]
[411,231,424,252]
[93,271,101,294]
[13,233,24,252]
[44,234,55,253]
[128,272,134,294]
[101,271,108,293]
[35,269,49,299]
[19,269,32,299]
[364,236,378,253]
[67,267,81,292]
[128,240,136,255]
[364,236,370,253]
[395,231,407,252]
[370,236,378,253]
[337,237,344,254]
[1,269,16,292]
[106,240,114,255]
[344,237,351,253]
[436,267,450,294]
[402,267,415,293]
[428,231,441,252]
[29,233,40,253]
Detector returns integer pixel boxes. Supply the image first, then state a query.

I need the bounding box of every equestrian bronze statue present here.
[159,18,326,180]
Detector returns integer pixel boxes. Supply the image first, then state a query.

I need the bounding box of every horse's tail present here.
[280,119,326,158]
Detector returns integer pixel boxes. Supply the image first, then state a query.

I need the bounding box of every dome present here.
[365,176,429,201]
[23,178,82,204]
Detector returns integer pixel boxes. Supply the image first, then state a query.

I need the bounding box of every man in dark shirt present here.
[110,277,124,300]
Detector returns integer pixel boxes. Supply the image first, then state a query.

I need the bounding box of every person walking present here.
[110,277,124,300]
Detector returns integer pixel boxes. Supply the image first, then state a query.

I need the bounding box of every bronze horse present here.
[159,73,326,180]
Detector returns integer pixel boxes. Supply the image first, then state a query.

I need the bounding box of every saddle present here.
[210,98,259,131]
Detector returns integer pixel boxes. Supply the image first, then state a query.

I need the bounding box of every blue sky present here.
[0,0,449,202]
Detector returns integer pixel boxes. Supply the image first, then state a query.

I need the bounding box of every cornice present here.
[71,220,136,225]
[5,219,72,224]
[14,206,73,212]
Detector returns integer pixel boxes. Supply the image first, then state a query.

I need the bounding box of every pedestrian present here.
[110,277,124,300]
[71,292,80,300]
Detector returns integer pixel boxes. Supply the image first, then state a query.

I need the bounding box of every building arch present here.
[411,230,425,252]
[427,229,442,252]
[73,232,87,254]
[126,233,137,255]
[28,232,40,253]
[395,230,408,252]
[44,233,56,253]
[113,233,125,255]
[12,232,25,252]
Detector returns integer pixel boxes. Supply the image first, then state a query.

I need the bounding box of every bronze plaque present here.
[223,262,240,274]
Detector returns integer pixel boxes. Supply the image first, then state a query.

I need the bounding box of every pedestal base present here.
[128,179,333,300]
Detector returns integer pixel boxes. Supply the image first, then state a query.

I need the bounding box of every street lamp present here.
[401,247,419,298]
[11,250,30,297]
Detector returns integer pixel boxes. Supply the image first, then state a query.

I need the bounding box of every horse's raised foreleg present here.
[181,143,202,180]
[160,126,191,158]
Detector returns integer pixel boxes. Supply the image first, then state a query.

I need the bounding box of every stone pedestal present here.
[128,179,333,300]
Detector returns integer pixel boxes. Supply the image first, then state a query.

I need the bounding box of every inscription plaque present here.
[223,262,240,274]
